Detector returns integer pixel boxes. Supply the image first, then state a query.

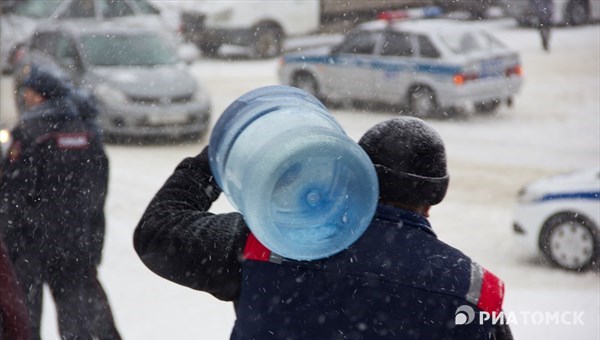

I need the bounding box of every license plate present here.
[147,114,188,125]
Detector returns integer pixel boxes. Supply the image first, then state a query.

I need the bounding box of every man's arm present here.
[133,147,249,301]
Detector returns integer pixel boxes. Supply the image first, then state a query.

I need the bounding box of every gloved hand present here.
[174,145,222,206]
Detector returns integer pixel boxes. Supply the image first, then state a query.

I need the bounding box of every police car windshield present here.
[438,31,505,55]
[79,33,179,67]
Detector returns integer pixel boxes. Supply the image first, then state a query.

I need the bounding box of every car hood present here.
[91,65,197,97]
[523,168,600,198]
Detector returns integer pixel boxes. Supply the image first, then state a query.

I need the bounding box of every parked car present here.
[0,0,177,73]
[278,18,523,117]
[513,168,600,271]
[502,0,600,26]
[14,22,211,141]
[432,0,504,19]
[180,1,320,58]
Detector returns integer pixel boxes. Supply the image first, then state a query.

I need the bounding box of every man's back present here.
[233,205,501,339]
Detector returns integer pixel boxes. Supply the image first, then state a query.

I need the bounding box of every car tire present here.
[474,99,500,114]
[540,212,599,271]
[293,73,320,99]
[409,86,438,117]
[199,43,221,57]
[566,0,589,26]
[252,24,283,59]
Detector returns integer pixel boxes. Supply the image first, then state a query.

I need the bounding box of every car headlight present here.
[517,187,543,203]
[95,84,128,104]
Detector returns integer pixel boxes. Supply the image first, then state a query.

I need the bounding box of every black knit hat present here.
[358,117,449,206]
[21,64,71,99]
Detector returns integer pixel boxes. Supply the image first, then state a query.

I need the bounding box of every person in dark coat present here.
[134,117,513,339]
[0,65,121,340]
[531,0,554,51]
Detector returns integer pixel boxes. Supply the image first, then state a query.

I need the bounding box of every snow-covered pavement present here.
[0,18,597,339]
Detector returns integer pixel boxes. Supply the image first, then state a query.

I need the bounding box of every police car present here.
[278,17,523,116]
[513,169,599,271]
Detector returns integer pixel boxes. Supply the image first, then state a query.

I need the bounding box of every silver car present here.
[279,19,523,116]
[0,0,169,73]
[15,22,211,140]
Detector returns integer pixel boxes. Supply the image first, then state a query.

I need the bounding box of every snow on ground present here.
[0,18,597,339]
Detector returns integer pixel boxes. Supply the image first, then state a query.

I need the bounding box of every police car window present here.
[337,31,379,55]
[30,32,59,55]
[417,35,440,59]
[439,31,499,55]
[381,32,413,57]
[59,0,95,18]
[482,32,506,49]
[99,0,134,18]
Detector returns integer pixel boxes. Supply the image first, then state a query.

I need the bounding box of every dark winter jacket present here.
[0,234,32,340]
[0,97,108,267]
[134,148,513,339]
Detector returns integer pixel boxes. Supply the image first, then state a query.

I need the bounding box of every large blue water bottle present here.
[209,85,378,260]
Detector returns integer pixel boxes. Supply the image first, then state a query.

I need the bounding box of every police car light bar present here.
[377,6,443,21]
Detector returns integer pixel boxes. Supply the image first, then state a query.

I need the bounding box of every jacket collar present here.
[375,204,436,237]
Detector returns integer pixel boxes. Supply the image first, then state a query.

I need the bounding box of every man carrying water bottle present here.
[134,117,512,339]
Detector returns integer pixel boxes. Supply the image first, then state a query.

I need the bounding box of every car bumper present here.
[513,202,546,257]
[437,75,523,108]
[98,101,211,137]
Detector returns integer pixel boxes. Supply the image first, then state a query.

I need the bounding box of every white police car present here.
[513,169,600,271]
[278,17,523,116]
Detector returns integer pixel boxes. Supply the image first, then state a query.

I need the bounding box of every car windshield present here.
[130,0,160,14]
[79,33,179,66]
[12,0,62,18]
[438,30,505,55]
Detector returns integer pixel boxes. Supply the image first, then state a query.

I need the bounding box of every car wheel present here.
[253,24,282,58]
[540,212,598,271]
[293,73,320,98]
[566,0,588,26]
[409,86,437,117]
[474,99,500,114]
[199,43,221,57]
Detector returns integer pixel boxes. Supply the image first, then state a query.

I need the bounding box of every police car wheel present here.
[293,73,319,98]
[474,100,500,114]
[409,87,437,117]
[540,212,598,271]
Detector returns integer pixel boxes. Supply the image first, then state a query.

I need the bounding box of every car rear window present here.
[80,33,179,66]
[438,30,505,55]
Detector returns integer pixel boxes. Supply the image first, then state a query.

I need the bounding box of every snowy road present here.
[1,19,598,339]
